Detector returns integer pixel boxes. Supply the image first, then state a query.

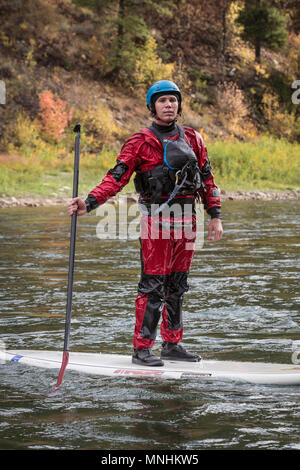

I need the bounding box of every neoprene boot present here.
[161,341,201,362]
[132,348,164,366]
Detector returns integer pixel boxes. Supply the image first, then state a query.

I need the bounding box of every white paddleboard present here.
[4,350,300,385]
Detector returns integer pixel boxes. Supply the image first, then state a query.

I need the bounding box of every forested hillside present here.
[1,0,300,197]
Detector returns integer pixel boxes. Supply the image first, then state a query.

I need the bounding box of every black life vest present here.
[134,125,202,206]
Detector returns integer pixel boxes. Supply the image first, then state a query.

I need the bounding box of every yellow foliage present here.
[199,128,211,144]
[133,37,175,96]
[254,63,270,79]
[99,146,117,171]
[25,38,37,68]
[87,102,122,144]
[227,1,251,60]
[87,35,107,72]
[0,32,14,48]
[262,92,298,139]
[7,113,41,154]
[287,33,300,81]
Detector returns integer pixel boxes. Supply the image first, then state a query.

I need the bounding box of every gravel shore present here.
[1,189,300,208]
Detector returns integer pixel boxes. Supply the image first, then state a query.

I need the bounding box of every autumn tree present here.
[39,91,73,141]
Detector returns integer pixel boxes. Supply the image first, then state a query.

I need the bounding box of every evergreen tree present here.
[236,0,288,62]
[109,0,175,80]
[72,0,175,83]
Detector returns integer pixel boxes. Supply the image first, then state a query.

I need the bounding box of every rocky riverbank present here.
[1,189,300,208]
[219,189,300,201]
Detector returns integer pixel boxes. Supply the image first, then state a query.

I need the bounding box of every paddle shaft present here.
[54,124,81,389]
[64,125,80,351]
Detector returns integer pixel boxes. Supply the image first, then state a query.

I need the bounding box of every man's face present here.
[154,94,179,125]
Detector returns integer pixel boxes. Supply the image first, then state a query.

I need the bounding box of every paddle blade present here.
[50,351,69,392]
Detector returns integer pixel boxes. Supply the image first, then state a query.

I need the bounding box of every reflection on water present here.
[0,200,300,450]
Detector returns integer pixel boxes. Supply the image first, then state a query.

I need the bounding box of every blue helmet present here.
[146,80,182,113]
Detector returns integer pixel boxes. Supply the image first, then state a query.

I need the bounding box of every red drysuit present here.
[87,124,221,349]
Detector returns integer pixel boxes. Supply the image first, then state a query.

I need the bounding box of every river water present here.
[0,200,299,451]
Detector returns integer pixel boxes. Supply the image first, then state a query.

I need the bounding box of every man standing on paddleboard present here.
[68,80,223,367]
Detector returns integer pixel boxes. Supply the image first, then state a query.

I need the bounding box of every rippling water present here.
[0,200,299,450]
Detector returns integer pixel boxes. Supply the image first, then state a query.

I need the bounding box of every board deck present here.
[5,350,300,385]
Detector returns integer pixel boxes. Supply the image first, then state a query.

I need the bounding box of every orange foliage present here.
[38,90,73,141]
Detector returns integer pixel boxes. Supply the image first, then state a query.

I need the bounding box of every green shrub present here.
[208,135,300,190]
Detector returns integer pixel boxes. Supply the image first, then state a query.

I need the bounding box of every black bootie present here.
[161,342,201,362]
[132,348,164,366]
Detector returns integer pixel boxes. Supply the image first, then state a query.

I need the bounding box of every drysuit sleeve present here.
[86,134,144,209]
